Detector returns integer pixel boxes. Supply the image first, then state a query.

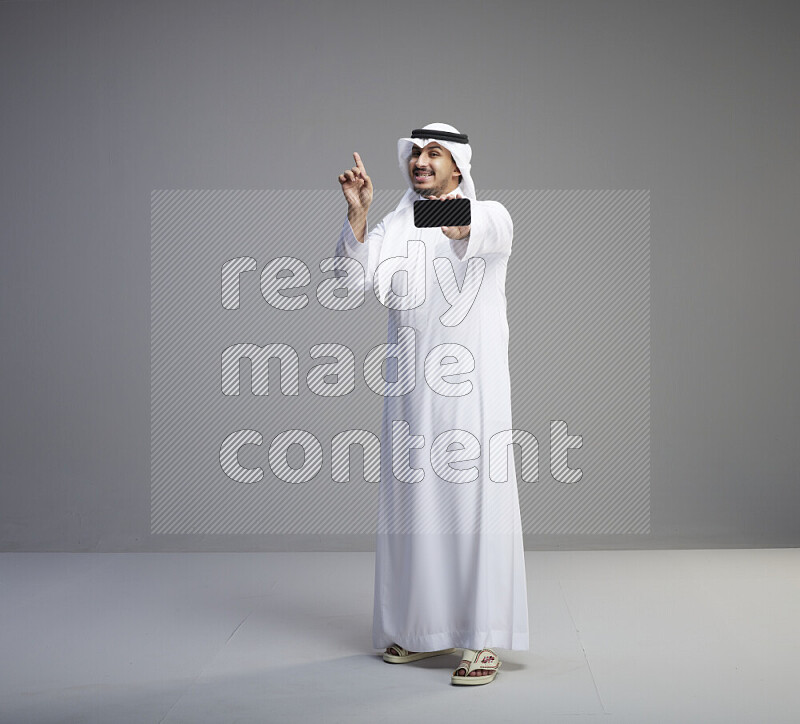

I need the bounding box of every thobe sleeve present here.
[334,213,387,296]
[459,200,513,260]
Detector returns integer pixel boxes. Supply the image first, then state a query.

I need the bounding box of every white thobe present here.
[334,190,530,652]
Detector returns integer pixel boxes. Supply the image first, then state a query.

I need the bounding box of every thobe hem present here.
[373,629,530,653]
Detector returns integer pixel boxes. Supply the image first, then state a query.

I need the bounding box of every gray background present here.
[1,0,797,551]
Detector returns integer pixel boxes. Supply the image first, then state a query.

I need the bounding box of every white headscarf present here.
[393,122,476,214]
[374,123,476,306]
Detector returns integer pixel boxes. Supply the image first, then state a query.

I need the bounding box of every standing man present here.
[335,123,529,686]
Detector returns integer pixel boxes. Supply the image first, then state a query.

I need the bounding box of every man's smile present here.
[407,141,461,196]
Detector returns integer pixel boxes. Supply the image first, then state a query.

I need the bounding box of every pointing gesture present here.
[338,151,373,214]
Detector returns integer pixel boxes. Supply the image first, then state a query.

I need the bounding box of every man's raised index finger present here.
[353,151,366,170]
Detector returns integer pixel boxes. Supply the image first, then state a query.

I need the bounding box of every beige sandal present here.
[382,643,456,663]
[451,648,502,685]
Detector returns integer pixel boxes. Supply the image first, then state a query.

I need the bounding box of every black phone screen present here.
[413,198,471,228]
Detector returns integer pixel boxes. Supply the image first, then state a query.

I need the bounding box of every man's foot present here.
[384,644,457,664]
[384,643,491,674]
[453,657,493,677]
[385,645,417,656]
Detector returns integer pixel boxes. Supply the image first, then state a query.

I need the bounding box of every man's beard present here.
[412,175,451,198]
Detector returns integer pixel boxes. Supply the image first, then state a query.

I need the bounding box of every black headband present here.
[410,128,469,144]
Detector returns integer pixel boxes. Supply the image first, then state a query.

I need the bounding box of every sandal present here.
[451,648,502,685]
[382,643,456,663]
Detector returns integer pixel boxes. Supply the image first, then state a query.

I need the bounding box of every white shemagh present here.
[395,122,476,208]
[374,122,475,306]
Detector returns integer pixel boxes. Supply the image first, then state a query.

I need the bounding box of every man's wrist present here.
[347,208,368,243]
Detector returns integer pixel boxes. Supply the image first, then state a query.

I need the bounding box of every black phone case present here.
[413,198,471,228]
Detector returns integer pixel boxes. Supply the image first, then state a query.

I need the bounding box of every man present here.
[335,123,529,686]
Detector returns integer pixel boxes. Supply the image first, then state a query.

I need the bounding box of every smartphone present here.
[413,198,471,228]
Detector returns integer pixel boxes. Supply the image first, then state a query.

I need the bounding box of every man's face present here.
[408,142,461,197]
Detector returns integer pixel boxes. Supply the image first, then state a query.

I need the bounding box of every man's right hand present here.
[338,151,373,211]
[338,152,373,242]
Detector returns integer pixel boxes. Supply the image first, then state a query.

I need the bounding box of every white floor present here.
[1,549,798,724]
